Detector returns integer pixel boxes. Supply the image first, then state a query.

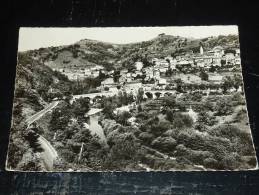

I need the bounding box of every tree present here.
[72,98,90,121]
[197,111,217,126]
[221,59,226,66]
[172,113,193,129]
[116,111,132,126]
[199,71,209,81]
[215,97,233,116]
[113,70,121,83]
[165,67,173,77]
[175,79,183,92]
[24,129,42,153]
[150,121,171,137]
[49,106,72,132]
[99,70,106,80]
[222,76,233,93]
[162,96,176,109]
[138,132,154,145]
[137,88,144,103]
[166,109,175,122]
[103,101,116,119]
[232,74,242,91]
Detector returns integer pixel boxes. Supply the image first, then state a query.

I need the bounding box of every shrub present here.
[232,92,245,106]
[175,144,188,156]
[116,111,132,126]
[151,136,177,152]
[149,121,171,137]
[138,132,154,145]
[211,124,242,141]
[204,158,218,169]
[172,113,193,129]
[215,97,233,116]
[197,111,217,126]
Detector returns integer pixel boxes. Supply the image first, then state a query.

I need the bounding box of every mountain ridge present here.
[22,34,239,71]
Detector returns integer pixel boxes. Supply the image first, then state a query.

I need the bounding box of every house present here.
[126,73,132,78]
[108,70,114,75]
[101,78,114,87]
[158,78,167,85]
[153,69,160,79]
[212,46,224,57]
[124,81,142,93]
[235,49,240,57]
[212,57,221,66]
[91,70,100,78]
[120,69,128,75]
[209,75,223,84]
[235,57,241,65]
[225,53,235,64]
[135,61,144,71]
[84,69,91,76]
[143,84,153,91]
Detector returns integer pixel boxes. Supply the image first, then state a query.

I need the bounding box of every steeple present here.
[200,45,204,55]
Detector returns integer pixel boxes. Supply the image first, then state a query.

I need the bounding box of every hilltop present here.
[23,34,239,71]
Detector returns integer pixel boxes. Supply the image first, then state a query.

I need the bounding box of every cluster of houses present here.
[57,65,105,80]
[97,45,241,93]
[150,45,240,72]
[53,44,241,95]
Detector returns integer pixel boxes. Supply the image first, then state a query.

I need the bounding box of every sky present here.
[18,26,238,51]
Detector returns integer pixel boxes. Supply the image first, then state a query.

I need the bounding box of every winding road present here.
[26,100,60,127]
[26,101,60,171]
[38,136,58,171]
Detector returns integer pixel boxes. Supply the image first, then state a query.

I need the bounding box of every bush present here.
[234,108,247,122]
[211,124,242,141]
[232,92,245,106]
[151,136,177,152]
[149,121,171,137]
[172,113,193,129]
[187,150,213,165]
[220,153,240,170]
[138,132,154,145]
[199,71,209,81]
[165,109,175,122]
[197,111,217,126]
[116,111,132,126]
[175,144,188,156]
[204,158,218,169]
[215,97,233,116]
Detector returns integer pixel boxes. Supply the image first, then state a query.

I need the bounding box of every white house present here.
[135,61,144,71]
[101,78,114,87]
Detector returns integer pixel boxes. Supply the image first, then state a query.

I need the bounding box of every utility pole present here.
[78,142,84,163]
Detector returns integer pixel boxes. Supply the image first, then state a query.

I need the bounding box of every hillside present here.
[26,34,239,71]
[7,52,72,170]
[15,52,72,117]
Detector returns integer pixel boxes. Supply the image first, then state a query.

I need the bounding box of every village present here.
[8,28,257,172]
[57,44,242,98]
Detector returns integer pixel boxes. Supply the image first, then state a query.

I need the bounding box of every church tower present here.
[200,45,204,55]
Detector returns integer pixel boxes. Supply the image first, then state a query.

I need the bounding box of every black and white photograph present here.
[6,26,258,172]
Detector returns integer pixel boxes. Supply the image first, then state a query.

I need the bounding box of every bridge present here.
[71,90,178,103]
[71,91,117,103]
